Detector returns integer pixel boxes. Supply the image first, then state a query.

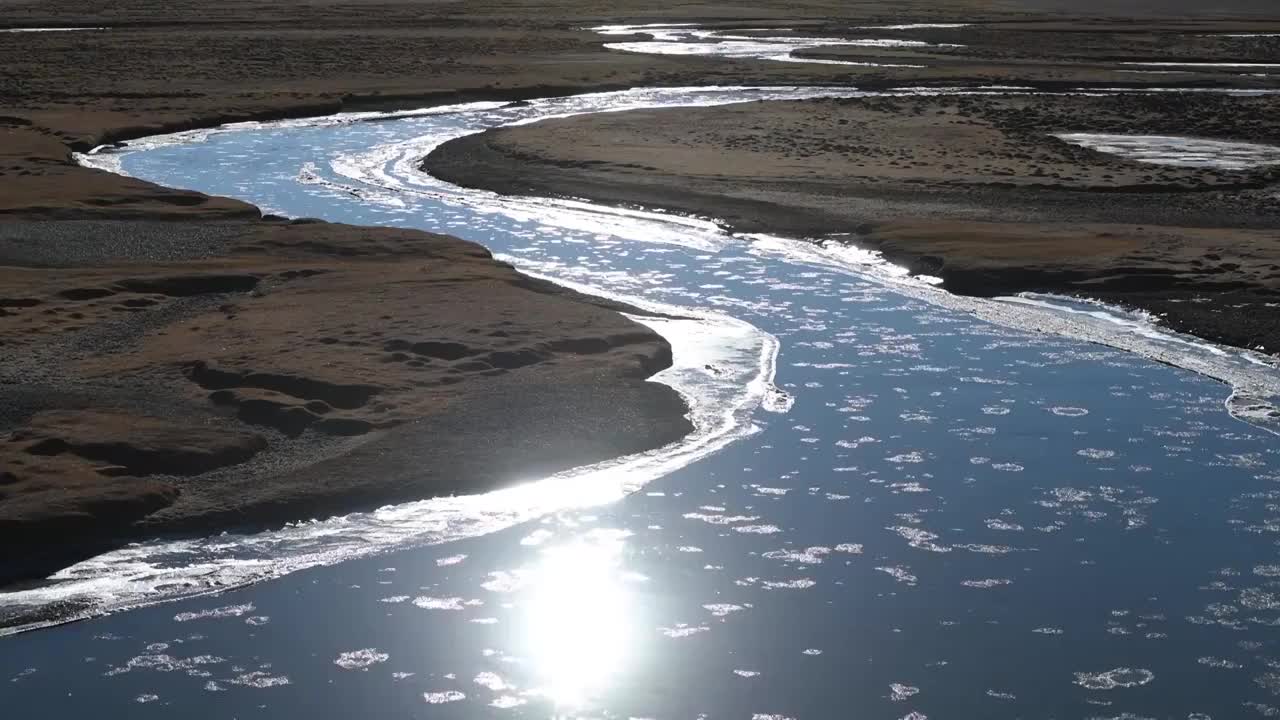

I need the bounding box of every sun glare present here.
[522,535,634,709]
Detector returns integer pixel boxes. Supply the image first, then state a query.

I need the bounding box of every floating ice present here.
[423,690,466,704]
[473,671,512,691]
[735,524,783,534]
[660,625,710,638]
[591,23,934,67]
[761,578,816,589]
[334,649,389,670]
[762,546,832,563]
[889,526,951,553]
[411,596,470,610]
[890,683,920,701]
[229,671,290,688]
[962,578,1013,588]
[1073,667,1154,690]
[877,566,918,585]
[173,603,256,623]
[704,603,746,616]
[856,23,969,30]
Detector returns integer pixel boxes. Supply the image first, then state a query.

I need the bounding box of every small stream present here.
[3,86,1280,719]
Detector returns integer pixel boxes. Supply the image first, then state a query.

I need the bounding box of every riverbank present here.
[425,89,1280,354]
[0,212,694,583]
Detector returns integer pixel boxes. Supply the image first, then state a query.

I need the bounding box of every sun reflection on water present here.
[522,531,635,711]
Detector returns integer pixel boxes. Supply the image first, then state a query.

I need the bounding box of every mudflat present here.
[3,0,1279,583]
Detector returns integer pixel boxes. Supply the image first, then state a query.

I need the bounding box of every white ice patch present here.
[411,596,470,610]
[0,26,106,32]
[423,690,466,704]
[334,649,389,670]
[591,24,934,67]
[855,23,970,30]
[1121,61,1280,69]
[1073,667,1155,690]
[1228,392,1280,436]
[1055,132,1280,170]
[36,83,1280,636]
[761,384,796,413]
[961,578,1012,588]
[172,603,256,623]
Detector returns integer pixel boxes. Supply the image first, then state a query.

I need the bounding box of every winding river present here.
[4,86,1280,719]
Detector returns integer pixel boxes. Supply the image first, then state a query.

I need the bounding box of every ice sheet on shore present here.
[592,24,935,68]
[0,26,105,32]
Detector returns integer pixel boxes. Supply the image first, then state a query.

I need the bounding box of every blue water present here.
[4,89,1279,719]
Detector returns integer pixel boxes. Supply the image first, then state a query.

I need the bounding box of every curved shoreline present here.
[423,89,1280,357]
[0,87,703,591]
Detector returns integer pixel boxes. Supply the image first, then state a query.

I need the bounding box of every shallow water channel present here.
[3,86,1280,720]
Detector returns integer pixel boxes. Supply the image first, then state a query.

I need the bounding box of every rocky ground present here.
[2,0,1278,583]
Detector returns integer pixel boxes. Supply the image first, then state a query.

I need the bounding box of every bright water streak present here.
[1056,132,1280,169]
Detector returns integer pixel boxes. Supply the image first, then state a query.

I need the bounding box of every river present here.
[3,86,1280,719]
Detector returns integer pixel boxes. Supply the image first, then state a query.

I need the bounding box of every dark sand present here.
[2,0,1279,583]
